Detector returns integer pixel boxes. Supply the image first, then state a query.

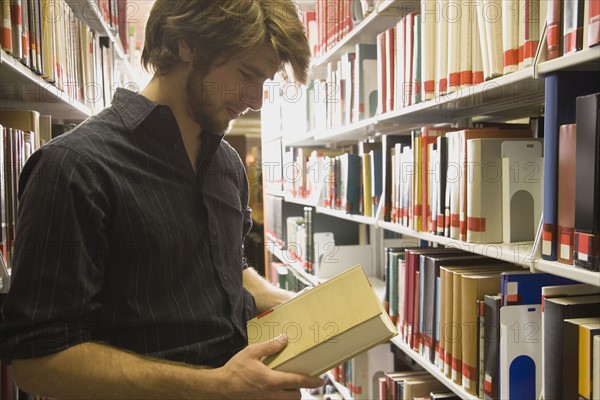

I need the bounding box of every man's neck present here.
[141,72,202,173]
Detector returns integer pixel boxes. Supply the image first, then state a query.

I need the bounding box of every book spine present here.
[557,124,577,264]
[547,0,563,60]
[574,93,600,271]
[562,0,585,54]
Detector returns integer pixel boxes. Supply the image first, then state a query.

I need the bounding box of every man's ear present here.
[178,39,194,63]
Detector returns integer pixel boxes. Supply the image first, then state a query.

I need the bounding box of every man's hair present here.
[141,0,311,84]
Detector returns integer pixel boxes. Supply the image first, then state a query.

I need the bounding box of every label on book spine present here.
[542,223,556,258]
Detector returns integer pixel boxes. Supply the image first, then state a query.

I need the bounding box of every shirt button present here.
[222,274,228,281]
[173,143,182,151]
[212,230,217,236]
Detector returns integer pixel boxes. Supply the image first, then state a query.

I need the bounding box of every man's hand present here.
[215,334,324,399]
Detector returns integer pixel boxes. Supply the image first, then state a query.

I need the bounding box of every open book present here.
[247,265,397,376]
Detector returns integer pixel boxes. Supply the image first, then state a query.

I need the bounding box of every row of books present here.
[0,109,52,270]
[0,0,126,111]
[382,245,600,399]
[303,0,375,60]
[541,76,600,271]
[264,0,599,141]
[329,343,395,400]
[0,124,34,271]
[281,124,543,243]
[379,370,456,400]
[384,126,541,245]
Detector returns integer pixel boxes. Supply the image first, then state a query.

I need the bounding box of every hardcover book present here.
[247,265,397,376]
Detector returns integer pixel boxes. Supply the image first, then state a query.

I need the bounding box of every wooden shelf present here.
[378,221,535,268]
[390,337,478,400]
[533,259,600,287]
[0,50,92,121]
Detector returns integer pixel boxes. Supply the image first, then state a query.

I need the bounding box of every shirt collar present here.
[111,88,159,132]
[111,88,225,158]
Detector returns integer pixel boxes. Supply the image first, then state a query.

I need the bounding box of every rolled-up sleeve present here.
[0,144,110,363]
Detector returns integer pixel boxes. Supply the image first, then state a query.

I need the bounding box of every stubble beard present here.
[186,73,234,136]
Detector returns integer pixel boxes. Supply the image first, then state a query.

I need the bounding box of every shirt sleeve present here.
[0,144,110,363]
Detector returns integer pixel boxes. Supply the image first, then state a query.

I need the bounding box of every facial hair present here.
[185,70,234,136]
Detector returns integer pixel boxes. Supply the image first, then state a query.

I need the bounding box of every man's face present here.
[185,43,278,135]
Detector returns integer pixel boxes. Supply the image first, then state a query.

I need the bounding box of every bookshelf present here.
[0,0,141,122]
[261,0,600,398]
[0,49,92,121]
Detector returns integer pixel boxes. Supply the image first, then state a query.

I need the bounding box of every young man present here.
[0,1,323,398]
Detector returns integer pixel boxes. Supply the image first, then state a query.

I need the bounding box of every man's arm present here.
[13,336,323,399]
[243,267,296,313]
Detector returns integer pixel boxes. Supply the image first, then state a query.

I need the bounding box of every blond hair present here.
[141,0,311,84]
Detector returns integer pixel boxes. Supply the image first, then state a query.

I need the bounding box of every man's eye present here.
[240,70,253,80]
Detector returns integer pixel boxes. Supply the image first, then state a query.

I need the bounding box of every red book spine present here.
[547,0,563,60]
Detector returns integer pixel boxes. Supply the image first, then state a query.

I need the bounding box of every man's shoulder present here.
[45,107,126,156]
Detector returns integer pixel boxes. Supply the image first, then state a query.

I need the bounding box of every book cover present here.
[404,248,465,348]
[563,317,600,399]
[593,335,600,400]
[382,135,411,222]
[542,72,600,261]
[435,0,448,96]
[501,271,578,306]
[421,254,502,365]
[459,0,473,88]
[483,0,504,79]
[385,26,396,112]
[543,294,600,400]
[376,31,386,115]
[574,93,600,270]
[502,0,519,74]
[394,16,406,109]
[563,0,585,54]
[247,265,397,376]
[520,0,540,68]
[547,0,563,60]
[411,13,422,105]
[483,294,501,400]
[339,153,361,214]
[449,265,520,385]
[361,152,372,217]
[354,43,378,121]
[369,149,383,214]
[578,319,600,400]
[421,0,436,100]
[461,273,503,396]
[471,9,484,85]
[475,0,490,80]
[436,136,447,235]
[557,124,577,264]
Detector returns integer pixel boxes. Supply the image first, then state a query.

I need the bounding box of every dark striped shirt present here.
[0,88,256,367]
